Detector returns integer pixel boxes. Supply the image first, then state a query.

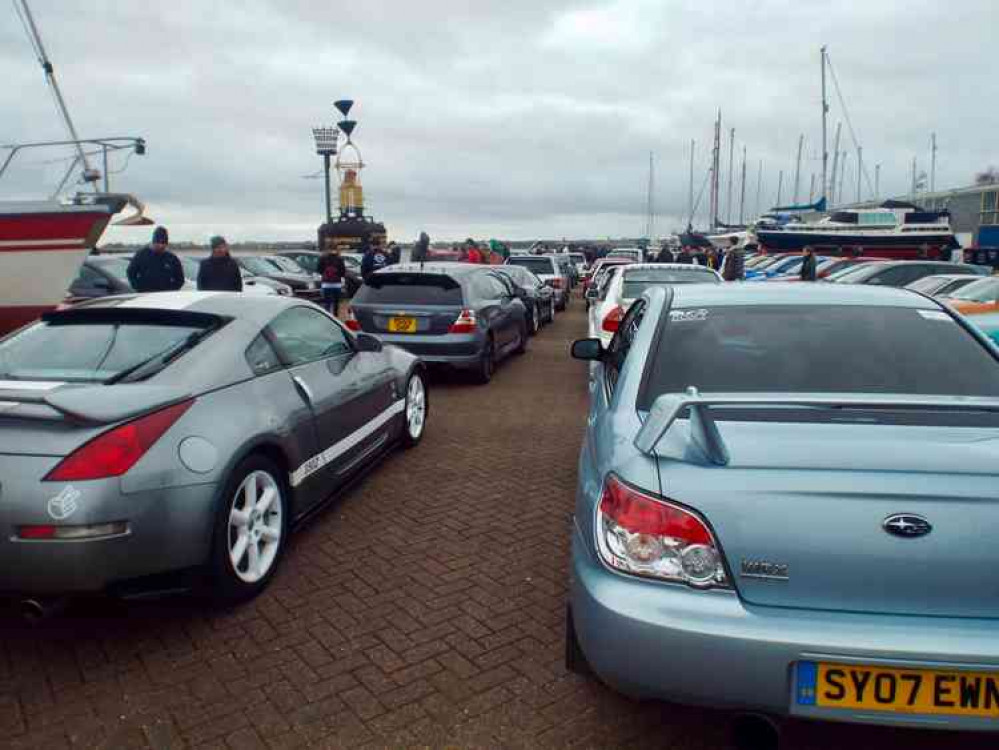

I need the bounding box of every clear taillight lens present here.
[602,305,625,333]
[449,309,477,334]
[345,307,360,331]
[596,474,728,588]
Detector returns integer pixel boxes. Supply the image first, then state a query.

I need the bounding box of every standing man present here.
[127,226,184,292]
[197,236,242,291]
[412,232,430,263]
[360,235,389,282]
[722,237,745,281]
[318,237,347,317]
[799,245,818,281]
[657,245,675,263]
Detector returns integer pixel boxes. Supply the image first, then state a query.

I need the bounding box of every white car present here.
[587,263,722,347]
[606,247,645,263]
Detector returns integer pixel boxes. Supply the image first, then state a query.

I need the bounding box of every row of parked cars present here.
[561,248,999,740]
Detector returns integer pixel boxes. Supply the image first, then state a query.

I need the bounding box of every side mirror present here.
[355,332,383,353]
[585,287,599,300]
[571,338,603,361]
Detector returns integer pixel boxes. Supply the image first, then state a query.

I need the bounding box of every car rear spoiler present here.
[635,387,999,465]
[44,385,193,425]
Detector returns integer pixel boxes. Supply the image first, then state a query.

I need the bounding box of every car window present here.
[245,332,283,376]
[506,257,553,275]
[638,304,999,410]
[74,265,102,287]
[604,300,647,393]
[353,273,464,305]
[470,273,505,300]
[488,273,515,296]
[622,267,718,298]
[267,307,352,365]
[867,265,923,287]
[951,278,999,303]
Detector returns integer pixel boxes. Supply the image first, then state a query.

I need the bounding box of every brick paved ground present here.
[1,299,996,750]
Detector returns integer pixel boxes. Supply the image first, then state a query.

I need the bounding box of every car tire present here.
[548,300,556,322]
[527,303,539,336]
[473,337,495,385]
[565,605,593,676]
[400,370,428,448]
[208,455,289,604]
[513,324,528,355]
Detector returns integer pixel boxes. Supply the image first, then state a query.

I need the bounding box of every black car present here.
[493,264,555,334]
[276,250,363,296]
[66,256,136,301]
[348,263,528,384]
[234,255,321,301]
[828,260,988,288]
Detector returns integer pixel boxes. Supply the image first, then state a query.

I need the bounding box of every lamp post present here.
[311,125,339,223]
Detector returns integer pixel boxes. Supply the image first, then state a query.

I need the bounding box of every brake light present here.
[549,278,564,289]
[345,307,360,331]
[44,399,195,481]
[602,305,625,333]
[596,474,727,588]
[449,309,477,334]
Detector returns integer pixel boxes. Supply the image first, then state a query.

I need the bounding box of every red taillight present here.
[449,309,477,334]
[550,278,564,289]
[44,399,195,482]
[18,525,56,539]
[345,307,360,331]
[602,305,625,333]
[596,474,726,588]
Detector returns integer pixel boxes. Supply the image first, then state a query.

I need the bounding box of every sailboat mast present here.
[15,0,96,184]
[776,170,784,206]
[645,151,655,241]
[820,45,828,201]
[687,139,695,227]
[793,134,804,203]
[829,122,842,206]
[739,146,747,224]
[930,133,937,193]
[726,128,735,224]
[755,160,763,217]
[710,112,721,229]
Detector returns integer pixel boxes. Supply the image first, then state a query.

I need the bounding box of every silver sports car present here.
[569,283,999,732]
[0,292,427,606]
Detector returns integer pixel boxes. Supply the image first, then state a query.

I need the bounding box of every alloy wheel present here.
[406,374,427,440]
[227,470,283,583]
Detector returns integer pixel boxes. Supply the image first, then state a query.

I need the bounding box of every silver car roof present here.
[669,283,939,309]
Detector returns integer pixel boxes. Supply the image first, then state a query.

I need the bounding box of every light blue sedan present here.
[568,283,999,732]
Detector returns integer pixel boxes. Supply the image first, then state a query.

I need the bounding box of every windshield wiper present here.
[104,326,217,385]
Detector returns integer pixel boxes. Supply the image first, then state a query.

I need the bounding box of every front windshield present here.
[0,320,210,383]
[241,257,276,275]
[949,278,999,302]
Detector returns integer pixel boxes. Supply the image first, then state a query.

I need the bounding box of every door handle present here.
[292,375,314,405]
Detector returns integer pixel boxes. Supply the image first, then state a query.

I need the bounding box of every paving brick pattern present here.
[1,300,996,749]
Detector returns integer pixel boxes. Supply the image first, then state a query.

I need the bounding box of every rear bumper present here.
[372,332,485,367]
[0,474,219,596]
[570,523,999,731]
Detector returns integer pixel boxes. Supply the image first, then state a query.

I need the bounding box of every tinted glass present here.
[240,257,277,275]
[905,276,943,294]
[353,274,464,305]
[245,333,282,376]
[497,267,539,289]
[267,307,352,365]
[950,278,999,303]
[506,257,554,274]
[828,263,888,283]
[622,268,718,298]
[639,304,999,409]
[269,256,305,273]
[90,257,132,283]
[0,320,208,382]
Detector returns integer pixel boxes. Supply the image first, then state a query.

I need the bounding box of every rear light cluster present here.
[601,305,625,333]
[596,474,728,588]
[44,399,194,482]
[549,278,564,290]
[345,307,360,331]
[449,309,477,334]
[18,521,128,540]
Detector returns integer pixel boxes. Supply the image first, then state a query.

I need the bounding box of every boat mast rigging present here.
[820,46,828,203]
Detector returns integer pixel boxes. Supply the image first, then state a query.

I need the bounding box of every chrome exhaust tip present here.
[731,712,781,750]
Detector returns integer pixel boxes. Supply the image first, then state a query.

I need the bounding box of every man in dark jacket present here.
[360,237,389,281]
[197,236,243,292]
[657,245,675,263]
[412,231,430,263]
[127,226,184,292]
[317,238,347,316]
[722,237,745,281]
[799,245,818,281]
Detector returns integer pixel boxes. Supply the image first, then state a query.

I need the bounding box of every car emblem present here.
[47,485,81,521]
[882,514,932,538]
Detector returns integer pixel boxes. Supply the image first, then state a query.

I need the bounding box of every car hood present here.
[654,417,999,618]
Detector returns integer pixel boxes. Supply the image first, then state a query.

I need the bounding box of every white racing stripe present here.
[0,380,65,391]
[119,292,222,310]
[290,399,406,487]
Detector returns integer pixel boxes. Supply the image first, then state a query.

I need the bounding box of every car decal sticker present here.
[47,485,81,520]
[290,399,406,488]
[669,309,709,323]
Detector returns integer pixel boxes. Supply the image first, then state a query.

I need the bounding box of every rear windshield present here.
[354,274,464,305]
[0,318,214,383]
[638,304,999,410]
[506,257,554,274]
[623,268,718,298]
[950,278,999,302]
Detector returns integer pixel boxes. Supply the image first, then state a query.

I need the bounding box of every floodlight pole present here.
[323,153,332,223]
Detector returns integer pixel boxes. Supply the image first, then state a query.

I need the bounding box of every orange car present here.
[942,276,999,315]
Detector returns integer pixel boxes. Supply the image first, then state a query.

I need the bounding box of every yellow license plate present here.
[796,661,999,717]
[388,317,417,333]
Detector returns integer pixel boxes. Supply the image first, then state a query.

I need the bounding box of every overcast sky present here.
[2,0,996,244]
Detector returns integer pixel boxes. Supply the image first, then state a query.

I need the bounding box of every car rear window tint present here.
[623,269,718,298]
[506,257,554,274]
[354,274,464,305]
[638,304,999,410]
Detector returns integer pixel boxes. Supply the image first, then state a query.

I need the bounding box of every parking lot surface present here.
[1,301,997,750]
